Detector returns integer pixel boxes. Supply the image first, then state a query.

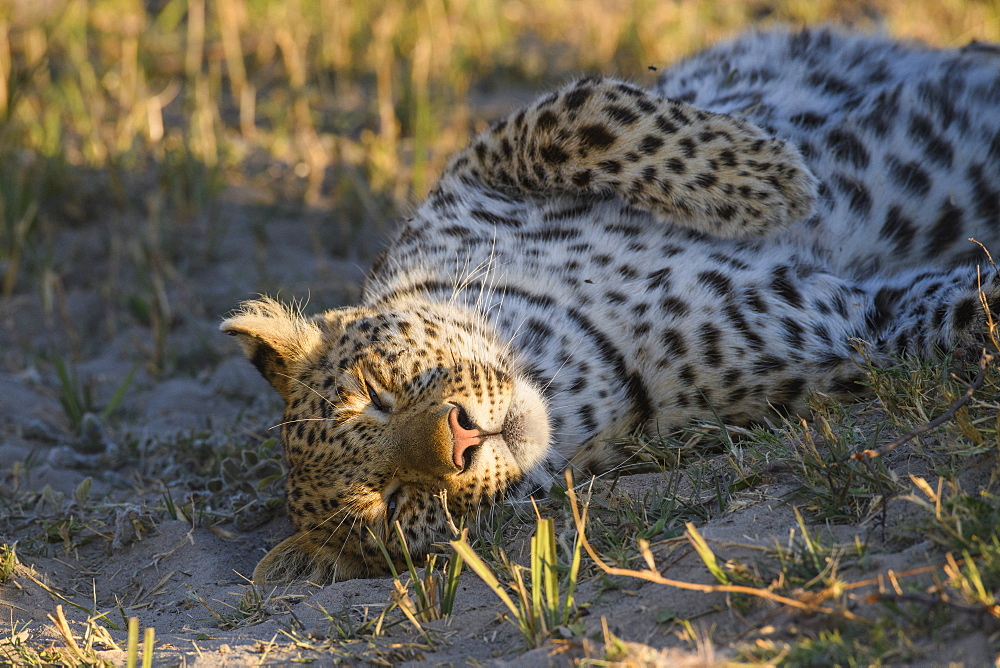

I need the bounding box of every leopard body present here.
[223,28,1000,583]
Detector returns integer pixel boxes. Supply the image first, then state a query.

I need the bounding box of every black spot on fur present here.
[578,404,597,433]
[661,329,688,358]
[859,88,899,137]
[808,71,851,96]
[880,205,916,254]
[540,143,569,164]
[770,266,804,308]
[640,134,665,154]
[908,113,954,167]
[789,112,827,129]
[887,157,931,196]
[654,115,679,134]
[679,137,697,159]
[752,356,786,374]
[953,297,978,331]
[564,86,594,110]
[694,173,718,189]
[604,105,640,125]
[536,110,558,131]
[645,267,672,290]
[966,162,1000,224]
[925,200,964,255]
[870,287,904,333]
[577,124,617,150]
[772,377,806,404]
[715,204,738,222]
[780,317,805,348]
[564,306,653,429]
[832,174,872,217]
[470,209,522,228]
[699,323,723,365]
[660,296,690,317]
[696,270,733,297]
[669,106,690,125]
[598,160,622,174]
[827,375,866,397]
[605,290,629,304]
[826,129,870,169]
[744,288,768,313]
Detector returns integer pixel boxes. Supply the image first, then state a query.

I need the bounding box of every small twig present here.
[563,471,844,615]
[839,563,942,591]
[866,591,1000,618]
[851,349,994,461]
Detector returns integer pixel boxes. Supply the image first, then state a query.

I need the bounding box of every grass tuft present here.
[0,543,19,584]
[451,516,582,648]
[784,395,903,524]
[370,520,465,638]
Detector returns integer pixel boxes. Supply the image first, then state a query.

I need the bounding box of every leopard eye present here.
[367,383,390,413]
[385,487,404,524]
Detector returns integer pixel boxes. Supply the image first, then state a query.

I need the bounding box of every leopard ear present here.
[220,297,322,400]
[253,533,316,585]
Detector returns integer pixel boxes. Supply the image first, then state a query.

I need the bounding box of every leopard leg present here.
[434,76,818,239]
[864,263,1000,358]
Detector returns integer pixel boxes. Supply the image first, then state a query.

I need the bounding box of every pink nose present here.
[449,407,481,470]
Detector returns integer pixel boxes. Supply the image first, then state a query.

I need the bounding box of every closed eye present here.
[367,384,390,412]
[361,372,393,413]
[384,486,404,525]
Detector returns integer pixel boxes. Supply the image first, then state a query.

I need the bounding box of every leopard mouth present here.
[459,443,482,472]
[451,375,550,478]
[459,411,526,473]
[501,410,527,445]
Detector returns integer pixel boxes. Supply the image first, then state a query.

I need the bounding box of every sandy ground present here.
[1,183,997,666]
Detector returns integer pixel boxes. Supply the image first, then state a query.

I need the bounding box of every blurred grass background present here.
[0,0,997,305]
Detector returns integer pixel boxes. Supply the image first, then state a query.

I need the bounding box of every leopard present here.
[222,27,1000,585]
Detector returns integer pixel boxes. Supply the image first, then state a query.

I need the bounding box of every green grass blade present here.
[686,522,730,585]
[563,529,582,620]
[530,525,542,630]
[394,521,427,609]
[52,356,83,428]
[126,617,139,668]
[366,527,400,580]
[101,364,138,421]
[439,550,464,616]
[142,626,154,668]
[538,518,559,629]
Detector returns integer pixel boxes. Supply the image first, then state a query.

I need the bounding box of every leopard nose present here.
[448,405,481,470]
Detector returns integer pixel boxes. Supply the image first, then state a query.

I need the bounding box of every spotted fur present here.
[223,28,1000,584]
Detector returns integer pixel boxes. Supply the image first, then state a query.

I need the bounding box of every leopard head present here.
[221,297,550,583]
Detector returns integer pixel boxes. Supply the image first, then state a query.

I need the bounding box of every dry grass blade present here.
[390,579,430,642]
[685,524,730,585]
[563,471,843,615]
[47,605,83,658]
[449,535,521,619]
